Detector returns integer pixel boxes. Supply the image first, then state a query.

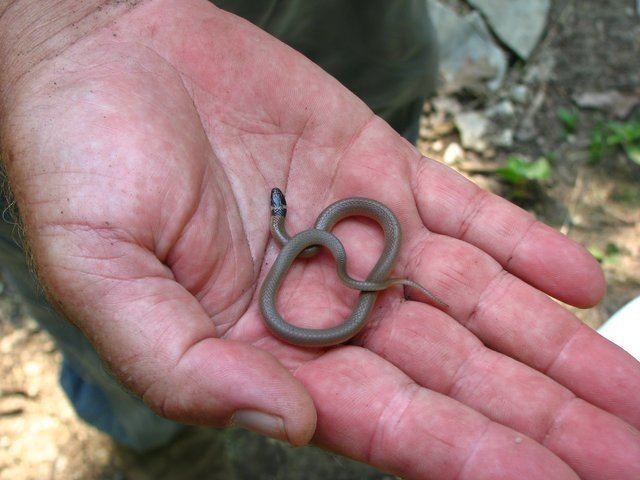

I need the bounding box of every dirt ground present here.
[1,0,639,479]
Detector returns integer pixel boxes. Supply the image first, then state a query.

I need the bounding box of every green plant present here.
[557,107,578,134]
[496,156,551,184]
[588,243,621,264]
[590,120,640,164]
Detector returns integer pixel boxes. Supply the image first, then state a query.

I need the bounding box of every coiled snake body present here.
[259,188,446,347]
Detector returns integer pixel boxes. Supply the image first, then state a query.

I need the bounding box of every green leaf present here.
[557,108,578,133]
[496,156,551,184]
[605,243,621,256]
[589,127,605,162]
[589,243,621,264]
[589,120,640,165]
[625,144,640,165]
[588,246,605,262]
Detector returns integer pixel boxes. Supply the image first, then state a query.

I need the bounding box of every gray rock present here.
[485,100,516,119]
[467,0,550,59]
[432,96,463,115]
[454,111,491,152]
[573,90,640,119]
[492,129,514,148]
[523,51,556,83]
[443,142,465,164]
[516,118,538,142]
[509,84,530,104]
[428,0,507,93]
[420,113,455,140]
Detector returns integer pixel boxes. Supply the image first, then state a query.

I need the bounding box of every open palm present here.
[3,1,638,479]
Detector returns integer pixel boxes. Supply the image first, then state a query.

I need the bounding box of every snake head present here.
[270,188,287,217]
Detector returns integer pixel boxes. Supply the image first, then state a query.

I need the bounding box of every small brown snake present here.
[259,188,447,347]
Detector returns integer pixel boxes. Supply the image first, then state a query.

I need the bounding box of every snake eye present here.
[271,188,287,216]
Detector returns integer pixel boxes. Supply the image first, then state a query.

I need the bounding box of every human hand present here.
[1,1,638,478]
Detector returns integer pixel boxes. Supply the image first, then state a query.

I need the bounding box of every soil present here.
[1,0,638,479]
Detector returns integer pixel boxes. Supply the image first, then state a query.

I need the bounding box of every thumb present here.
[143,336,318,446]
[36,240,316,446]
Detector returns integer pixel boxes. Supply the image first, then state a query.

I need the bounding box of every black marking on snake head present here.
[271,188,287,216]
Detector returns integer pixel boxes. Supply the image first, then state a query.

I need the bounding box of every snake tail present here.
[385,278,450,308]
[341,273,449,309]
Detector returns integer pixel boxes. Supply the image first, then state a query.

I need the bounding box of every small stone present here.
[516,118,537,142]
[510,84,530,103]
[485,100,515,119]
[433,96,462,115]
[0,330,28,353]
[524,53,556,84]
[24,361,42,376]
[26,384,40,398]
[433,120,456,136]
[492,129,514,148]
[419,124,432,140]
[454,111,490,152]
[23,317,41,333]
[573,90,640,119]
[42,338,57,354]
[483,148,497,158]
[443,142,465,164]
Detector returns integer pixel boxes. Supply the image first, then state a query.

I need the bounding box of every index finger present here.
[411,158,605,308]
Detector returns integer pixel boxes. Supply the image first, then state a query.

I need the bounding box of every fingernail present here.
[231,409,288,442]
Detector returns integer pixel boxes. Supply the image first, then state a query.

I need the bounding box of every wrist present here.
[0,0,143,95]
